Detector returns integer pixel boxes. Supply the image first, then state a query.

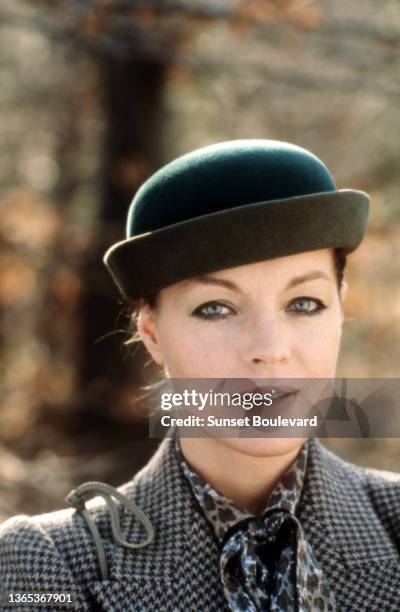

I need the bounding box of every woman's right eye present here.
[192,301,235,320]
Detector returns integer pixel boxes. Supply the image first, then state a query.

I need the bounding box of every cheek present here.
[293,310,343,373]
[158,317,235,377]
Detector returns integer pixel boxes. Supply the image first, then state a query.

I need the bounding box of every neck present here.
[179,437,304,517]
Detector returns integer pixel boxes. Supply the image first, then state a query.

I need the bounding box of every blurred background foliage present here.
[0,0,400,521]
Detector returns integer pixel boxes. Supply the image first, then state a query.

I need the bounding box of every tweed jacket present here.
[1,433,400,612]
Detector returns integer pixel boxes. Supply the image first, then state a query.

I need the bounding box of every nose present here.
[243,315,290,368]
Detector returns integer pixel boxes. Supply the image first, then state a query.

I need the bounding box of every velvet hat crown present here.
[103,139,370,301]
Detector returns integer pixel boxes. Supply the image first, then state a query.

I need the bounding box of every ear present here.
[136,304,164,366]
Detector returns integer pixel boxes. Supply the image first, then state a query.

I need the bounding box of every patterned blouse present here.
[173,433,336,612]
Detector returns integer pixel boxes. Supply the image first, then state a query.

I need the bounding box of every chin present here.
[214,436,309,458]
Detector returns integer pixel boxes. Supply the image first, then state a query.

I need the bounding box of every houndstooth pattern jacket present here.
[1,432,400,612]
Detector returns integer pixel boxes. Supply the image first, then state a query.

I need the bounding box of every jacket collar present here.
[88,431,399,608]
[113,430,398,573]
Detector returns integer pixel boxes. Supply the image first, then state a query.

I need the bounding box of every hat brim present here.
[103,189,370,301]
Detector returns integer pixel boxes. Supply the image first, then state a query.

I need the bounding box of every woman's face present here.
[138,248,347,457]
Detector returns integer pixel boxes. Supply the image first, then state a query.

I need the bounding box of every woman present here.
[1,140,400,612]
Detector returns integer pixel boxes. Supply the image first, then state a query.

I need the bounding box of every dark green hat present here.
[103,139,370,301]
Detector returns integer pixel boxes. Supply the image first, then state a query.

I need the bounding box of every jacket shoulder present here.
[326,444,400,490]
[0,502,110,611]
[319,440,400,485]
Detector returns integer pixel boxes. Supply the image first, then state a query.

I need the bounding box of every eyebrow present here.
[185,270,331,293]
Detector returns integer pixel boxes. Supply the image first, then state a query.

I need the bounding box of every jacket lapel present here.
[88,433,400,611]
[299,437,400,562]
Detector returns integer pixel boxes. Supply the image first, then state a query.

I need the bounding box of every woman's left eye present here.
[288,297,326,316]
